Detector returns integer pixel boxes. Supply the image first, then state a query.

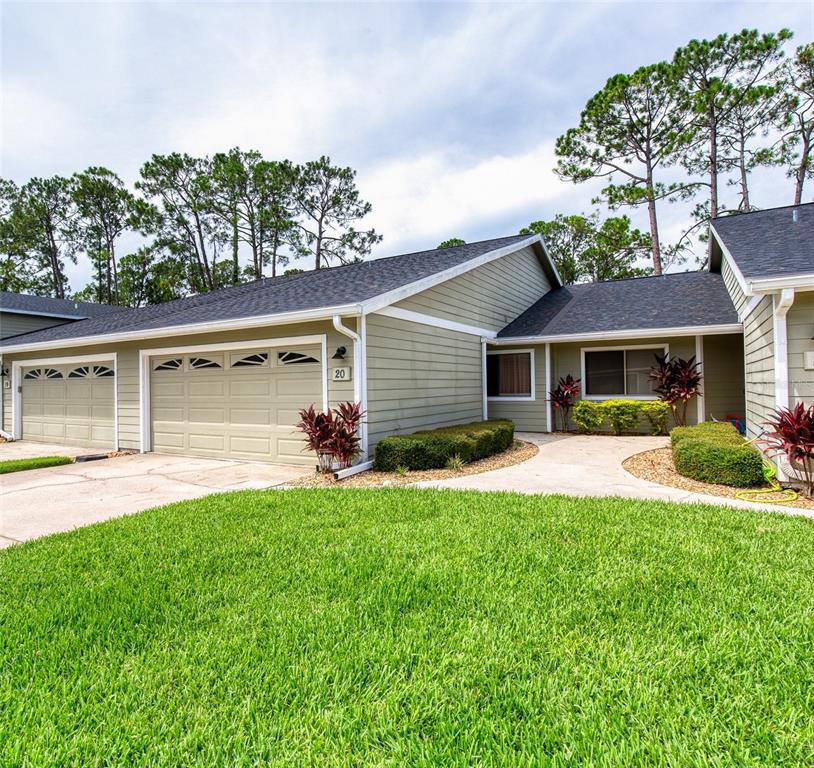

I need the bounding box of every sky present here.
[2,1,813,289]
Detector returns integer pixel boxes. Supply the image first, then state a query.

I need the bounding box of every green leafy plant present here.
[394,465,409,477]
[670,422,764,487]
[603,400,642,436]
[445,454,465,471]
[375,420,514,472]
[573,400,605,432]
[548,375,580,431]
[759,403,814,498]
[572,399,669,435]
[650,353,702,427]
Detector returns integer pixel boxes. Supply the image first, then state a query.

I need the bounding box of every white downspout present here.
[332,315,368,461]
[481,339,488,420]
[772,288,795,480]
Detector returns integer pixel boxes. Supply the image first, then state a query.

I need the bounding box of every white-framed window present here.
[486,349,535,401]
[580,345,668,400]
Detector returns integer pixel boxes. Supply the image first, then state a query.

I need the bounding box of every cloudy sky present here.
[2,1,812,288]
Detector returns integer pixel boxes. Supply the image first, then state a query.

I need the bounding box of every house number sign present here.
[332,367,352,382]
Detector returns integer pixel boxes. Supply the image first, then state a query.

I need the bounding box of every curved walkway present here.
[416,433,811,519]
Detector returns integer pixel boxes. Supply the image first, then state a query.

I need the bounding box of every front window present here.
[583,347,664,398]
[487,351,533,399]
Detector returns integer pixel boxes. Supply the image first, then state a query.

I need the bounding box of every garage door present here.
[150,345,323,464]
[21,362,115,449]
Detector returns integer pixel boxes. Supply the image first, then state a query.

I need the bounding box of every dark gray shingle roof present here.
[1,235,540,348]
[0,291,127,318]
[711,203,814,280]
[498,272,739,338]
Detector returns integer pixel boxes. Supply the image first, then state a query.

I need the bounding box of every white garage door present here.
[150,345,323,464]
[21,363,115,449]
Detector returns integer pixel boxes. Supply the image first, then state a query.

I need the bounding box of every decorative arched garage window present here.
[23,368,63,380]
[93,365,115,378]
[154,358,182,372]
[68,366,91,378]
[189,356,222,370]
[278,351,319,365]
[231,352,268,368]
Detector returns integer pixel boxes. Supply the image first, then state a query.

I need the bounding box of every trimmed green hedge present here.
[670,422,764,487]
[572,399,670,436]
[374,420,514,471]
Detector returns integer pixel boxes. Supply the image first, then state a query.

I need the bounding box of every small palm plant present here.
[548,375,581,431]
[760,403,814,498]
[649,353,702,427]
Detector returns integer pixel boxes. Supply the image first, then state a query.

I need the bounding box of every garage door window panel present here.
[231,352,269,368]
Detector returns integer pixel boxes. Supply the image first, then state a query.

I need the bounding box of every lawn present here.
[2,489,813,766]
[0,455,72,474]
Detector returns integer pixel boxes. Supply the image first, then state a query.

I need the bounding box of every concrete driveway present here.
[0,441,308,547]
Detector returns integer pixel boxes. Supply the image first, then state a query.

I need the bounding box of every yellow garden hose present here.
[734,459,799,505]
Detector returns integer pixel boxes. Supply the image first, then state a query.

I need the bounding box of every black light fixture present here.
[332,346,347,360]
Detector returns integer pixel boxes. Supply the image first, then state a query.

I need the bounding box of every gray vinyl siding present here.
[788,292,814,406]
[394,246,551,332]
[0,312,71,339]
[2,320,355,453]
[702,333,746,421]
[720,257,747,316]
[743,296,775,440]
[486,345,549,432]
[365,313,483,449]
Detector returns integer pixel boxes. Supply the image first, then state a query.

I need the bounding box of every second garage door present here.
[150,344,323,464]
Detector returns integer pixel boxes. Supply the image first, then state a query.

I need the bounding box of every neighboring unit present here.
[0,292,125,439]
[1,203,811,468]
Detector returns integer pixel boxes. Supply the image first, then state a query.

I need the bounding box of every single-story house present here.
[0,292,126,438]
[0,203,811,469]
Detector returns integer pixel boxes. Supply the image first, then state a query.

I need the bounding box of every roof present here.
[1,234,548,349]
[0,291,128,319]
[498,271,740,339]
[710,203,814,281]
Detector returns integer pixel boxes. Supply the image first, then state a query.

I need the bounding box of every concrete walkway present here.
[416,433,812,519]
[0,442,308,547]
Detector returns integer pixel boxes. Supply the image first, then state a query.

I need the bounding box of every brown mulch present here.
[106,450,137,458]
[623,447,814,510]
[288,439,539,488]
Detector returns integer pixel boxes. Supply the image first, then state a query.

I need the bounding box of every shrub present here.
[297,402,366,471]
[374,420,514,472]
[671,422,764,487]
[572,400,670,435]
[759,403,814,498]
[445,454,465,471]
[650,353,702,427]
[549,375,581,431]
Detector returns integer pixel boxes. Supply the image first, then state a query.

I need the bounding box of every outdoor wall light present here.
[332,346,347,360]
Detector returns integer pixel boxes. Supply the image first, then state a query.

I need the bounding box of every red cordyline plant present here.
[549,375,580,431]
[649,353,702,427]
[760,403,814,498]
[296,401,366,471]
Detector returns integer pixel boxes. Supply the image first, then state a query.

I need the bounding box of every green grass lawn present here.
[0,455,73,474]
[2,489,814,766]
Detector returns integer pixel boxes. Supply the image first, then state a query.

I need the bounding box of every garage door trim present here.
[11,352,118,448]
[138,334,328,453]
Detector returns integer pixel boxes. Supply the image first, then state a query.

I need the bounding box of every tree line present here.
[0,153,380,306]
[555,31,814,275]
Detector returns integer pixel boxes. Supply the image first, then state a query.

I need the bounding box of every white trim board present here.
[489,323,742,346]
[10,352,119,449]
[1,304,359,354]
[373,306,498,338]
[138,334,329,453]
[486,348,536,402]
[580,343,668,401]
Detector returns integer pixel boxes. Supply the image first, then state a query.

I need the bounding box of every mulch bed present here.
[623,447,814,510]
[288,439,539,488]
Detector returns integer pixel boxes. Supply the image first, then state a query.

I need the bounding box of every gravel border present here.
[288,439,540,488]
[624,447,814,510]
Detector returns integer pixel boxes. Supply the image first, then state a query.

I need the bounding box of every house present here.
[0,292,126,436]
[0,203,811,468]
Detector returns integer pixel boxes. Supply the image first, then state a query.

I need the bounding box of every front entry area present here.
[19,361,116,449]
[149,343,324,464]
